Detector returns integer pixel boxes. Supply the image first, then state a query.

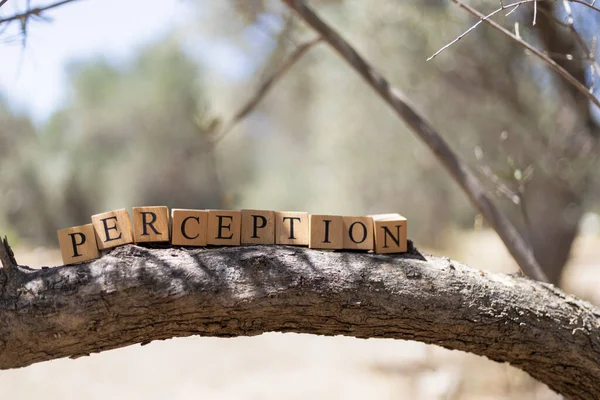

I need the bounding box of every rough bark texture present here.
[1,242,600,399]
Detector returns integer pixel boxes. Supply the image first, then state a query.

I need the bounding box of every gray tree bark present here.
[1,240,599,399]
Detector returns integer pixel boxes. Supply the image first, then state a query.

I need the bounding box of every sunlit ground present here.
[2,229,597,399]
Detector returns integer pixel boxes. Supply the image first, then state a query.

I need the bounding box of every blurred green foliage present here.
[0,38,234,243]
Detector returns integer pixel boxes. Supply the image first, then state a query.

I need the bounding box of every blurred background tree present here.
[0,0,598,285]
[190,0,600,284]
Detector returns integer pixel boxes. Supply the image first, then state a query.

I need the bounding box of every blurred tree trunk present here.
[523,4,599,284]
[523,178,583,284]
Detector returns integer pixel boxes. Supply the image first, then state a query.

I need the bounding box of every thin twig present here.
[430,0,600,103]
[452,0,600,109]
[429,0,599,61]
[506,4,521,16]
[212,36,322,144]
[427,4,509,61]
[281,0,549,282]
[0,0,81,25]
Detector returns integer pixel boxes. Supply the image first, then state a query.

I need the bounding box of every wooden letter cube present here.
[241,210,275,245]
[275,211,309,246]
[342,216,374,251]
[57,223,100,265]
[133,206,170,243]
[91,209,134,250]
[309,215,343,249]
[171,209,208,246]
[372,213,408,254]
[207,210,241,246]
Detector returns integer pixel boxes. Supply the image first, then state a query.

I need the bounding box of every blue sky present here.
[0,0,189,122]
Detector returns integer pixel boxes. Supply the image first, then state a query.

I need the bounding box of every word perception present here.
[57,207,408,265]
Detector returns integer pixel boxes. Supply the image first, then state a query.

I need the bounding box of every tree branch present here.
[452,0,600,110]
[280,0,549,283]
[211,36,322,145]
[0,244,598,399]
[0,0,81,25]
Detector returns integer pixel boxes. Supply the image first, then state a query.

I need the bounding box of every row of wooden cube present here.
[57,207,408,265]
